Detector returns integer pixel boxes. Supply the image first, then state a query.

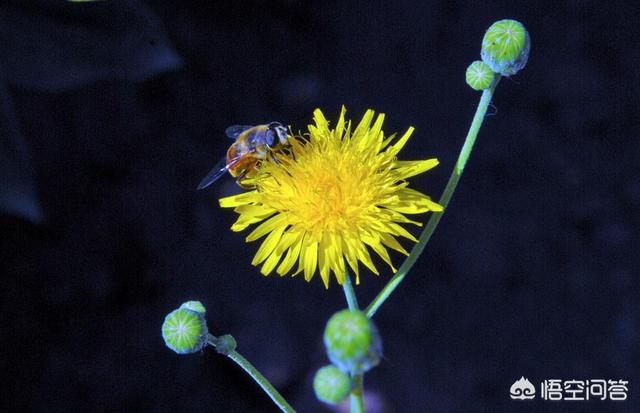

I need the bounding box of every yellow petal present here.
[380,132,396,150]
[361,113,385,154]
[260,230,300,275]
[234,204,277,217]
[342,237,360,283]
[260,246,283,276]
[379,232,409,256]
[367,217,415,241]
[219,191,260,208]
[383,222,417,242]
[313,109,329,134]
[362,234,396,272]
[300,237,318,283]
[354,239,379,276]
[377,208,423,226]
[343,121,352,144]
[231,212,274,232]
[246,213,288,242]
[328,232,345,284]
[276,236,303,276]
[334,106,346,139]
[389,200,442,214]
[251,223,287,266]
[369,113,385,143]
[318,232,331,287]
[274,230,303,255]
[352,109,374,145]
[386,126,414,156]
[387,188,443,214]
[393,159,439,179]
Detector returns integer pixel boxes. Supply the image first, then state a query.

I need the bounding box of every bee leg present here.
[271,148,294,164]
[270,152,282,165]
[235,169,255,189]
[287,147,296,161]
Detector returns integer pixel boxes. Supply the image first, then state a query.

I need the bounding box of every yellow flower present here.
[220,107,442,288]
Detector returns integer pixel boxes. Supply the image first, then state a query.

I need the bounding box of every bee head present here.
[267,122,288,147]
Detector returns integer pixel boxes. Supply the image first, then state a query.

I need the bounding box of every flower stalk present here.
[350,374,364,413]
[207,334,296,413]
[342,271,360,311]
[365,75,502,318]
[341,273,365,412]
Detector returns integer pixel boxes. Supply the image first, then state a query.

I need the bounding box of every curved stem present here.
[208,335,296,413]
[365,76,501,318]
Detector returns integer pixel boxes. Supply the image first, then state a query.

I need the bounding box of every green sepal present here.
[466,61,495,91]
[313,365,352,404]
[162,307,208,354]
[180,300,206,314]
[481,19,530,76]
[323,309,382,374]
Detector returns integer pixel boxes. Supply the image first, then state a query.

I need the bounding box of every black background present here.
[1,1,639,412]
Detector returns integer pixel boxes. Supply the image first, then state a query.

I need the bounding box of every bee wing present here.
[196,155,244,190]
[225,125,254,140]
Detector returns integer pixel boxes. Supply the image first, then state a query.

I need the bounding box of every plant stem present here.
[342,272,365,412]
[342,271,360,311]
[350,374,364,413]
[365,76,501,318]
[207,335,296,413]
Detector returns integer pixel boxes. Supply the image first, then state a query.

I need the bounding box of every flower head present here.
[220,107,442,288]
[324,309,382,374]
[313,365,351,404]
[466,60,495,91]
[481,19,530,76]
[162,303,208,354]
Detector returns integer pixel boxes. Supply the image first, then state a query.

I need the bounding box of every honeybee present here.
[197,122,289,190]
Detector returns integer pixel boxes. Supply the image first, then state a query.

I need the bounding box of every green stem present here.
[350,374,364,413]
[341,272,365,412]
[365,76,501,318]
[342,271,360,311]
[208,334,296,413]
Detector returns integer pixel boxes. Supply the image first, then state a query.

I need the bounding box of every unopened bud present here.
[180,300,206,314]
[162,302,208,354]
[466,60,495,90]
[481,19,530,76]
[323,309,382,374]
[313,365,352,404]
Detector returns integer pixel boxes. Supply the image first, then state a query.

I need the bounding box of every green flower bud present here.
[481,19,530,76]
[213,334,237,355]
[313,365,352,404]
[466,61,495,90]
[323,309,382,375]
[162,304,208,354]
[180,300,206,314]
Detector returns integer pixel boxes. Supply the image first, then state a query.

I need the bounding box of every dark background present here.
[1,0,638,412]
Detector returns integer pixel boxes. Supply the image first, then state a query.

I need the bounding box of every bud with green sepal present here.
[162,301,209,354]
[212,334,237,355]
[313,365,352,404]
[180,300,206,314]
[466,60,495,91]
[481,19,530,76]
[323,309,382,375]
